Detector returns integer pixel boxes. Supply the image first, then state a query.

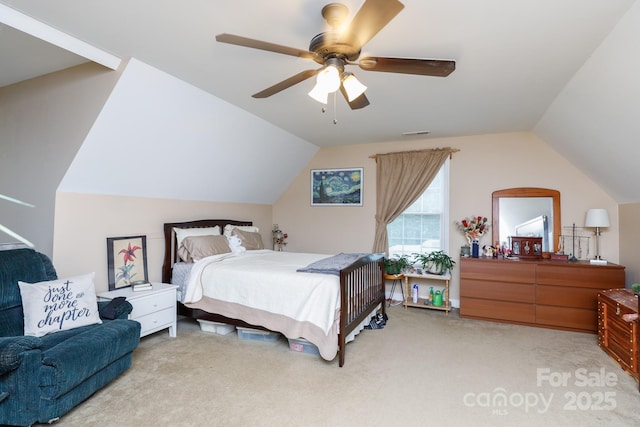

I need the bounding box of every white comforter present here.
[182,250,341,337]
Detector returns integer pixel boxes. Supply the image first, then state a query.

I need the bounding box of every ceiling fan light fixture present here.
[308,64,342,104]
[308,82,329,104]
[341,72,367,102]
[316,65,341,93]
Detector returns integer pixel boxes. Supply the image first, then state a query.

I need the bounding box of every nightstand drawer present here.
[97,283,178,338]
[130,291,175,318]
[136,306,176,336]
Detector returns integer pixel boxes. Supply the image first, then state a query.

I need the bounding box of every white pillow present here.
[223,224,259,237]
[18,272,103,337]
[174,226,221,249]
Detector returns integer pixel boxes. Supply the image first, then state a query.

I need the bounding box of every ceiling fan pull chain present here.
[333,92,338,125]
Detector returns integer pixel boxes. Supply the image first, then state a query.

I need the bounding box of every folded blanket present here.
[296,253,368,276]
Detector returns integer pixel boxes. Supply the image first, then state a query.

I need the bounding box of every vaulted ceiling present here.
[2,0,640,202]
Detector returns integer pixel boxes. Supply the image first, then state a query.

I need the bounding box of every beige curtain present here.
[372,148,455,254]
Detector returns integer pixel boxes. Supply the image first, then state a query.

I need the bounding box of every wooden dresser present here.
[460,257,625,333]
[597,289,638,380]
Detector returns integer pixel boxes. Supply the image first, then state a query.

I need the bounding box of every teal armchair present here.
[0,248,141,426]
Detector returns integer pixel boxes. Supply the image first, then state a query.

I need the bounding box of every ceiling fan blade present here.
[338,0,405,50]
[358,57,456,77]
[339,86,370,110]
[216,33,321,62]
[252,69,320,98]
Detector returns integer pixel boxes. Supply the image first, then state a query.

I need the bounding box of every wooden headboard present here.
[161,219,252,283]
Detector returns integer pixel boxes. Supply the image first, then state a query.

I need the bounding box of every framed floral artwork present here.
[311,167,363,206]
[107,235,148,290]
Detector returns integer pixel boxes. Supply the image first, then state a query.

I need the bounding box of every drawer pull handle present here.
[616,305,621,316]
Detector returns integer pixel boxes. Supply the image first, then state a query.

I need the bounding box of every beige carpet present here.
[45,305,639,427]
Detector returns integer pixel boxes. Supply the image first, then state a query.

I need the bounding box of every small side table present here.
[385,274,405,306]
[98,283,178,338]
[403,272,452,315]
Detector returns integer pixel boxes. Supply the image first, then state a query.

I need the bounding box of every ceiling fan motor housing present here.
[309,32,361,62]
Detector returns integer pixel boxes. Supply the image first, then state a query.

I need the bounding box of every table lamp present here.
[585,208,610,263]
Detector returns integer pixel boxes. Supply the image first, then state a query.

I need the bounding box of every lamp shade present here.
[308,65,341,104]
[585,209,610,228]
[308,82,329,104]
[316,65,341,93]
[342,72,367,101]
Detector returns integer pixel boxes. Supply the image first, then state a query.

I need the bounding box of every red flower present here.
[119,243,141,264]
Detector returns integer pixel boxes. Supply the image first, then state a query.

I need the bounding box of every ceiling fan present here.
[215,0,455,110]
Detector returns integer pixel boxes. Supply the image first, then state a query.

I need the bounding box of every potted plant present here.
[413,251,456,275]
[384,255,411,276]
[631,283,640,295]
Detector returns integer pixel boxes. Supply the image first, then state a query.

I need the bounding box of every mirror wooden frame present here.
[492,188,561,253]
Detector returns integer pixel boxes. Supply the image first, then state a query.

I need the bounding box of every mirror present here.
[492,188,561,253]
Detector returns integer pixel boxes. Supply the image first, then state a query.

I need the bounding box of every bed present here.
[161,219,385,367]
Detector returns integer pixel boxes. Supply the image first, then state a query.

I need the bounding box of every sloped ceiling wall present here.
[58,58,318,204]
[0,62,122,254]
[535,0,640,203]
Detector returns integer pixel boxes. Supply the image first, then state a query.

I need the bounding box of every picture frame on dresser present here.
[107,235,148,291]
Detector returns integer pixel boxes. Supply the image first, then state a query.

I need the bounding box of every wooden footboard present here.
[339,253,386,367]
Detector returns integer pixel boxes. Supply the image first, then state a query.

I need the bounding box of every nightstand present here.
[98,283,178,338]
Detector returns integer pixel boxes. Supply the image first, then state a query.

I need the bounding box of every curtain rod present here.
[369,147,460,160]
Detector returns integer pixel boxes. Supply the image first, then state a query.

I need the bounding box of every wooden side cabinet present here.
[597,289,639,380]
[460,258,625,333]
[98,283,178,338]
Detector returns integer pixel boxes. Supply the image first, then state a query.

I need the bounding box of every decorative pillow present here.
[226,235,246,254]
[223,224,259,237]
[173,226,221,250]
[18,272,103,337]
[178,235,231,262]
[232,228,264,250]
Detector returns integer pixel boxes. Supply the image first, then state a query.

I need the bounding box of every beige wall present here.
[52,131,621,300]
[0,63,122,255]
[619,203,640,287]
[274,131,620,304]
[53,192,271,293]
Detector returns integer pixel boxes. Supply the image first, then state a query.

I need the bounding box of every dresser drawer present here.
[460,298,535,323]
[461,278,534,303]
[130,291,175,318]
[537,264,625,289]
[536,305,596,332]
[460,259,536,283]
[136,306,176,337]
[536,285,599,310]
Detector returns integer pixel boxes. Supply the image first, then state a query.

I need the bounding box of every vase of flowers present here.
[456,216,490,258]
[272,224,288,251]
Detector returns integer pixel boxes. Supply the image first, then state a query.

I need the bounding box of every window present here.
[387,159,449,258]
